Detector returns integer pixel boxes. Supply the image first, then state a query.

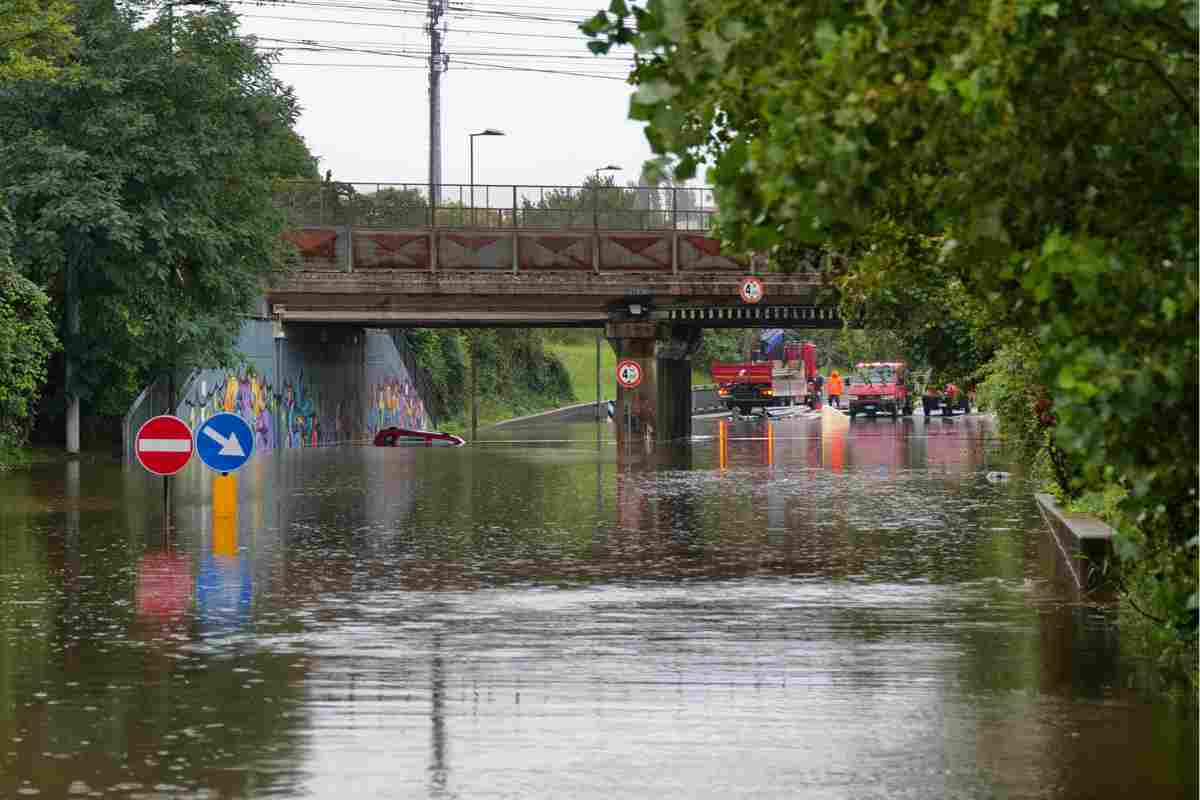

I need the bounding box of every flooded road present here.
[1,410,1195,798]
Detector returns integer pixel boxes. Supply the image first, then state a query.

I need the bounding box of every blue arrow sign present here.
[195,412,255,474]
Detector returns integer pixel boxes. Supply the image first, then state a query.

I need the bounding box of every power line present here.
[237,13,595,40]
[255,36,634,62]
[271,60,627,79]
[231,0,591,23]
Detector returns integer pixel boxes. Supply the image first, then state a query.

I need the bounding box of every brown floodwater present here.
[0,410,1195,798]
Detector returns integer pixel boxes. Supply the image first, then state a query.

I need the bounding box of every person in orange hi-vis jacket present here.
[827,370,844,408]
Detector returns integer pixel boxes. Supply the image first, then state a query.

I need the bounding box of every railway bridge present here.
[269,181,842,443]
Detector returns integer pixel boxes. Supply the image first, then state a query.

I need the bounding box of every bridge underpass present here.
[270,180,846,445]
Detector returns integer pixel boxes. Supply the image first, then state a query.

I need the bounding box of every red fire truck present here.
[846,361,914,419]
[712,341,820,415]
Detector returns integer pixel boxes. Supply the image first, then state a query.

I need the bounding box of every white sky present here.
[222,0,664,188]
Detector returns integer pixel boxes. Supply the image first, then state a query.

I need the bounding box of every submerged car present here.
[373,426,465,447]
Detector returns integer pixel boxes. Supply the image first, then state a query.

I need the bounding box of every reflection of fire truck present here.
[712,341,819,415]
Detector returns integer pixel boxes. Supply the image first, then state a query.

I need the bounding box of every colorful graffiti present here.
[182,366,431,451]
[368,375,428,434]
[183,369,335,451]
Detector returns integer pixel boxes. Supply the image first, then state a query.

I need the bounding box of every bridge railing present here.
[273,181,717,231]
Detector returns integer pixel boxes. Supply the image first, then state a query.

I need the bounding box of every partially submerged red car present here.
[846,362,913,419]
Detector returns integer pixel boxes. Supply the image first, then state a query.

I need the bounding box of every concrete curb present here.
[491,401,602,428]
[1034,492,1115,594]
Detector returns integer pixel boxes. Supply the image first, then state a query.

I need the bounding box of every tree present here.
[0,206,57,449]
[585,0,1198,646]
[1,2,317,420]
[0,0,77,80]
[523,173,652,229]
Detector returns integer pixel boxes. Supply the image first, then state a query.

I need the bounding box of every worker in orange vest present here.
[827,370,844,408]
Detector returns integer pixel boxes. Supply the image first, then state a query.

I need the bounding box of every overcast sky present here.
[222,0,665,189]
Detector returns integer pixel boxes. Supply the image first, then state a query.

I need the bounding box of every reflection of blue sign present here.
[195,412,254,473]
[196,555,253,633]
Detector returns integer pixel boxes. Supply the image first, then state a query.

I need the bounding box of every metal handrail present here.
[273,180,718,231]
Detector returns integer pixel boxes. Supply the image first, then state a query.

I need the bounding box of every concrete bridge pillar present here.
[606,321,702,447]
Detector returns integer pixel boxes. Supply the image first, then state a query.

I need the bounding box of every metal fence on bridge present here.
[274,181,717,231]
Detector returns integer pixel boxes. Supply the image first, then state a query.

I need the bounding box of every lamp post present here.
[594,164,622,181]
[466,129,503,442]
[468,128,505,222]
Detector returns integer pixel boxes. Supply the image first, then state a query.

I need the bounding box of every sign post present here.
[136,414,194,532]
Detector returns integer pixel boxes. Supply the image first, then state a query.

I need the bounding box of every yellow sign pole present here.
[212,474,238,557]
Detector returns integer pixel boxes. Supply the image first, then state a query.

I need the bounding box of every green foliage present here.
[404,328,467,421]
[0,205,58,450]
[1,3,316,419]
[976,333,1050,465]
[404,329,573,429]
[832,218,994,384]
[0,0,77,80]
[694,329,742,371]
[587,0,1198,661]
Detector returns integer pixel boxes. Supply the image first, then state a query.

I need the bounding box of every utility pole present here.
[427,0,448,209]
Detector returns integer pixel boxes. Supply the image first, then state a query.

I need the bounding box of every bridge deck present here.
[273,182,835,327]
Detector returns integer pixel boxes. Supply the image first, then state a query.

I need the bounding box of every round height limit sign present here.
[616,359,644,389]
[739,276,764,304]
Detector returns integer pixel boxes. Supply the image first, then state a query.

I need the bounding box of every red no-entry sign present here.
[135,415,194,476]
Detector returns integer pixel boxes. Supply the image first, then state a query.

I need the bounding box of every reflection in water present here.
[0,413,1195,799]
[198,474,253,633]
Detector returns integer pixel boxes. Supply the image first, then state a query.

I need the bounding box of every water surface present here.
[1,411,1194,798]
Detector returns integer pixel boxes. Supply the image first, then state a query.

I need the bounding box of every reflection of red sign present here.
[616,359,644,389]
[137,552,192,620]
[739,276,764,304]
[135,415,193,476]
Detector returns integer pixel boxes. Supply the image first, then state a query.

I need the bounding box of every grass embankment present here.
[547,341,711,407]
[441,337,712,436]
[0,444,86,471]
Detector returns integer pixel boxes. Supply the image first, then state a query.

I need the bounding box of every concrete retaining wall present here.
[127,320,435,459]
[1034,493,1115,596]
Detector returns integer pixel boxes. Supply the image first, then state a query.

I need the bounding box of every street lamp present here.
[469,128,505,213]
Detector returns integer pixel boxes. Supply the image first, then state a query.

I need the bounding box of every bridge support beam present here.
[606,321,702,448]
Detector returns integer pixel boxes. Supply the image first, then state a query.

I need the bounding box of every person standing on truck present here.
[827,370,843,408]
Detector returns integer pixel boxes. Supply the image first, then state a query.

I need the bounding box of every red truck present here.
[712,342,819,415]
[846,361,914,420]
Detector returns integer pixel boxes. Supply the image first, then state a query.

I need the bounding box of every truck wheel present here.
[903,405,913,416]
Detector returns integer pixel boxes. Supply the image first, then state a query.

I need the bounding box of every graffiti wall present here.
[176,322,433,452]
[366,329,430,436]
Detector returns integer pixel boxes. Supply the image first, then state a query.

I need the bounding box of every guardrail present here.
[274,181,717,231]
